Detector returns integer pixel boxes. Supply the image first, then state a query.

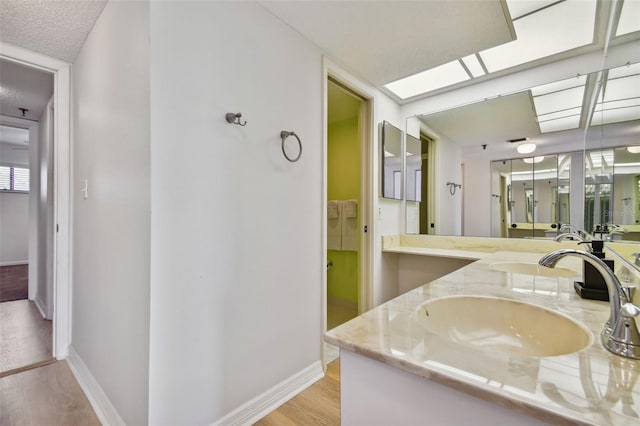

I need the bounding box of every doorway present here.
[326,78,362,331]
[0,45,72,362]
[0,60,56,376]
[324,71,372,364]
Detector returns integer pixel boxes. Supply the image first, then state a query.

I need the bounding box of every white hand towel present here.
[341,199,358,251]
[327,200,342,250]
[343,199,357,218]
[327,200,339,219]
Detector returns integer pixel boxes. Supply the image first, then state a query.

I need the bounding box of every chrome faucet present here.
[554,232,586,242]
[539,249,640,359]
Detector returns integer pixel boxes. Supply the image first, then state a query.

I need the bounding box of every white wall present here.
[0,192,29,264]
[0,136,30,265]
[437,138,462,235]
[373,94,403,306]
[71,2,150,425]
[34,98,55,318]
[149,2,324,423]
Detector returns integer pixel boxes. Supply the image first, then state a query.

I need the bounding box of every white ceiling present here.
[0,0,108,63]
[0,58,53,121]
[420,91,541,147]
[260,0,515,87]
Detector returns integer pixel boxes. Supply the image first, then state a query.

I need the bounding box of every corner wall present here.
[71,2,151,425]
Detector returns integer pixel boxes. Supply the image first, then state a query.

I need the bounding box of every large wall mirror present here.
[403,61,640,265]
[381,121,403,200]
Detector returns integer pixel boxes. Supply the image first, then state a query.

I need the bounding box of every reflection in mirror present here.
[585,148,614,236]
[585,146,640,241]
[406,133,435,234]
[492,154,571,238]
[557,154,571,225]
[381,121,403,200]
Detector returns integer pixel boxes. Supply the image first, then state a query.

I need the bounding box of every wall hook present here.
[225,112,247,126]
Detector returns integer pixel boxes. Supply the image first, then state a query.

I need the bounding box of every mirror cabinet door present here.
[508,158,534,238]
[531,155,558,238]
[405,133,421,233]
[610,146,640,241]
[490,159,512,238]
[557,154,572,226]
[381,121,403,200]
[584,148,614,235]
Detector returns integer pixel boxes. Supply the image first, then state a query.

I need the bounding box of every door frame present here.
[322,57,374,367]
[1,42,72,360]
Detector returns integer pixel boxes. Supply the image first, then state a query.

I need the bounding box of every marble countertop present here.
[325,251,640,426]
[381,245,488,260]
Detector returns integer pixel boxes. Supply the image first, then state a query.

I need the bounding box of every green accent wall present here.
[327,116,360,305]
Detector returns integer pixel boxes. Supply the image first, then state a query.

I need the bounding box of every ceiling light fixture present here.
[627,146,640,154]
[517,142,537,154]
[523,156,545,163]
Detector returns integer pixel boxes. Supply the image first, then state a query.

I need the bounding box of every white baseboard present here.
[33,297,47,319]
[0,261,28,266]
[213,361,324,426]
[66,347,126,426]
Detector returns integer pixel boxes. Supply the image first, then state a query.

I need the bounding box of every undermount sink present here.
[415,295,592,357]
[490,262,576,277]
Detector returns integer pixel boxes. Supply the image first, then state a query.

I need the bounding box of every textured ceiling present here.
[0,0,108,63]
[260,0,514,87]
[0,58,53,121]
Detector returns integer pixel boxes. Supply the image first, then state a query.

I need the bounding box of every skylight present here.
[616,0,640,37]
[591,63,640,126]
[480,0,596,73]
[530,75,587,133]
[384,0,598,100]
[384,60,470,100]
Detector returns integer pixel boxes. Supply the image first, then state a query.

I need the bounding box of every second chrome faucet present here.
[539,249,640,359]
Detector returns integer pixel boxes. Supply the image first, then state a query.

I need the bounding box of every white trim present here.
[212,361,324,426]
[66,347,126,426]
[0,261,28,266]
[34,296,48,319]
[322,57,376,366]
[0,42,73,360]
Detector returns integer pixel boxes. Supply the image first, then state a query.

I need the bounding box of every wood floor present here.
[0,264,28,303]
[0,300,53,376]
[0,361,101,426]
[0,357,339,425]
[255,359,340,425]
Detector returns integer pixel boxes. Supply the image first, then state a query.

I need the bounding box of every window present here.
[0,166,30,192]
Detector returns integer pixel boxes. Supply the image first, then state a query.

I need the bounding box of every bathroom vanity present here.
[325,239,640,425]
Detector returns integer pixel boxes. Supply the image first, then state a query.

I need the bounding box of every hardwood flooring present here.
[0,361,101,426]
[0,300,53,376]
[254,359,340,425]
[0,264,28,303]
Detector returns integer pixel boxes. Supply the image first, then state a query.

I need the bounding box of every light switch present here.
[82,179,89,199]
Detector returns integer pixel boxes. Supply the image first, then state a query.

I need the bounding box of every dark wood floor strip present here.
[0,358,57,379]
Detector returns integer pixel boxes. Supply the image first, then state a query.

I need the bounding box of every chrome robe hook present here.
[225,112,247,126]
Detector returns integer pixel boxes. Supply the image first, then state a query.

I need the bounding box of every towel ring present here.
[280,131,302,163]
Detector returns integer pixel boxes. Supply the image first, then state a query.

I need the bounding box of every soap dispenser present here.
[574,240,615,301]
